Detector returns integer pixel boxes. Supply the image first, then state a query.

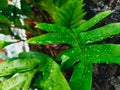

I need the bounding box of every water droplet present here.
[83,74,86,78]
[104,49,107,52]
[96,55,99,57]
[72,50,75,53]
[87,70,90,73]
[97,50,100,53]
[86,41,92,44]
[48,78,51,80]
[42,73,45,76]
[50,69,53,72]
[106,62,109,64]
[65,35,69,38]
[61,55,69,63]
[48,87,52,90]
[109,49,112,52]
[62,40,65,43]
[46,68,49,72]
[98,59,101,63]
[46,41,52,43]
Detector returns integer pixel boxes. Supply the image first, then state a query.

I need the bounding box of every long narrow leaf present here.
[88,56,120,64]
[28,33,74,45]
[22,69,37,90]
[35,23,71,33]
[79,23,120,44]
[70,62,93,90]
[0,70,35,90]
[56,48,82,69]
[75,10,112,32]
[85,44,120,57]
[0,58,41,76]
[39,59,71,90]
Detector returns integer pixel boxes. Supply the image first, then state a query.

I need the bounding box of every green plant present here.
[0,52,70,90]
[27,1,120,90]
[39,0,86,28]
[28,11,120,90]
[1,0,120,90]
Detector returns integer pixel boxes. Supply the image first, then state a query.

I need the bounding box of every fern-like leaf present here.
[79,23,120,44]
[56,47,82,69]
[28,10,120,90]
[39,0,86,28]
[76,10,112,32]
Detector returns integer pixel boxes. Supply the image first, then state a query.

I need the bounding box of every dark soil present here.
[84,0,120,90]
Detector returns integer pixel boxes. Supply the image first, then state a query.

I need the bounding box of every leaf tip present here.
[35,23,47,29]
[35,24,40,28]
[27,39,34,44]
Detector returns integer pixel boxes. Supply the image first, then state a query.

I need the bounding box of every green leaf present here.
[38,58,71,90]
[75,10,112,32]
[85,44,120,57]
[0,0,8,10]
[13,18,23,28]
[0,52,9,61]
[88,56,120,64]
[2,5,22,17]
[56,48,82,69]
[0,40,12,49]
[0,14,11,25]
[69,62,93,90]
[79,23,120,44]
[20,52,70,90]
[40,0,85,28]
[84,44,120,63]
[0,73,25,90]
[39,0,68,12]
[0,58,41,76]
[28,23,77,45]
[20,0,34,18]
[22,69,37,90]
[0,70,36,90]
[19,51,49,60]
[53,0,86,28]
[35,23,71,33]
[27,33,74,45]
[53,0,68,7]
[27,9,120,90]
[0,25,11,35]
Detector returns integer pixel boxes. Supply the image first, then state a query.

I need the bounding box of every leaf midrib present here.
[72,29,88,76]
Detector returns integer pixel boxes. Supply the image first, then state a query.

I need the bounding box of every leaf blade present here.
[56,48,82,69]
[35,23,71,33]
[76,10,112,32]
[69,62,93,90]
[0,70,36,90]
[0,40,12,49]
[0,14,11,25]
[27,33,73,45]
[0,0,8,10]
[85,44,120,57]
[0,58,41,76]
[79,23,120,44]
[38,58,71,90]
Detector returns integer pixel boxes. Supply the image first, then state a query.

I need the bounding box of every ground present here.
[84,0,120,90]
